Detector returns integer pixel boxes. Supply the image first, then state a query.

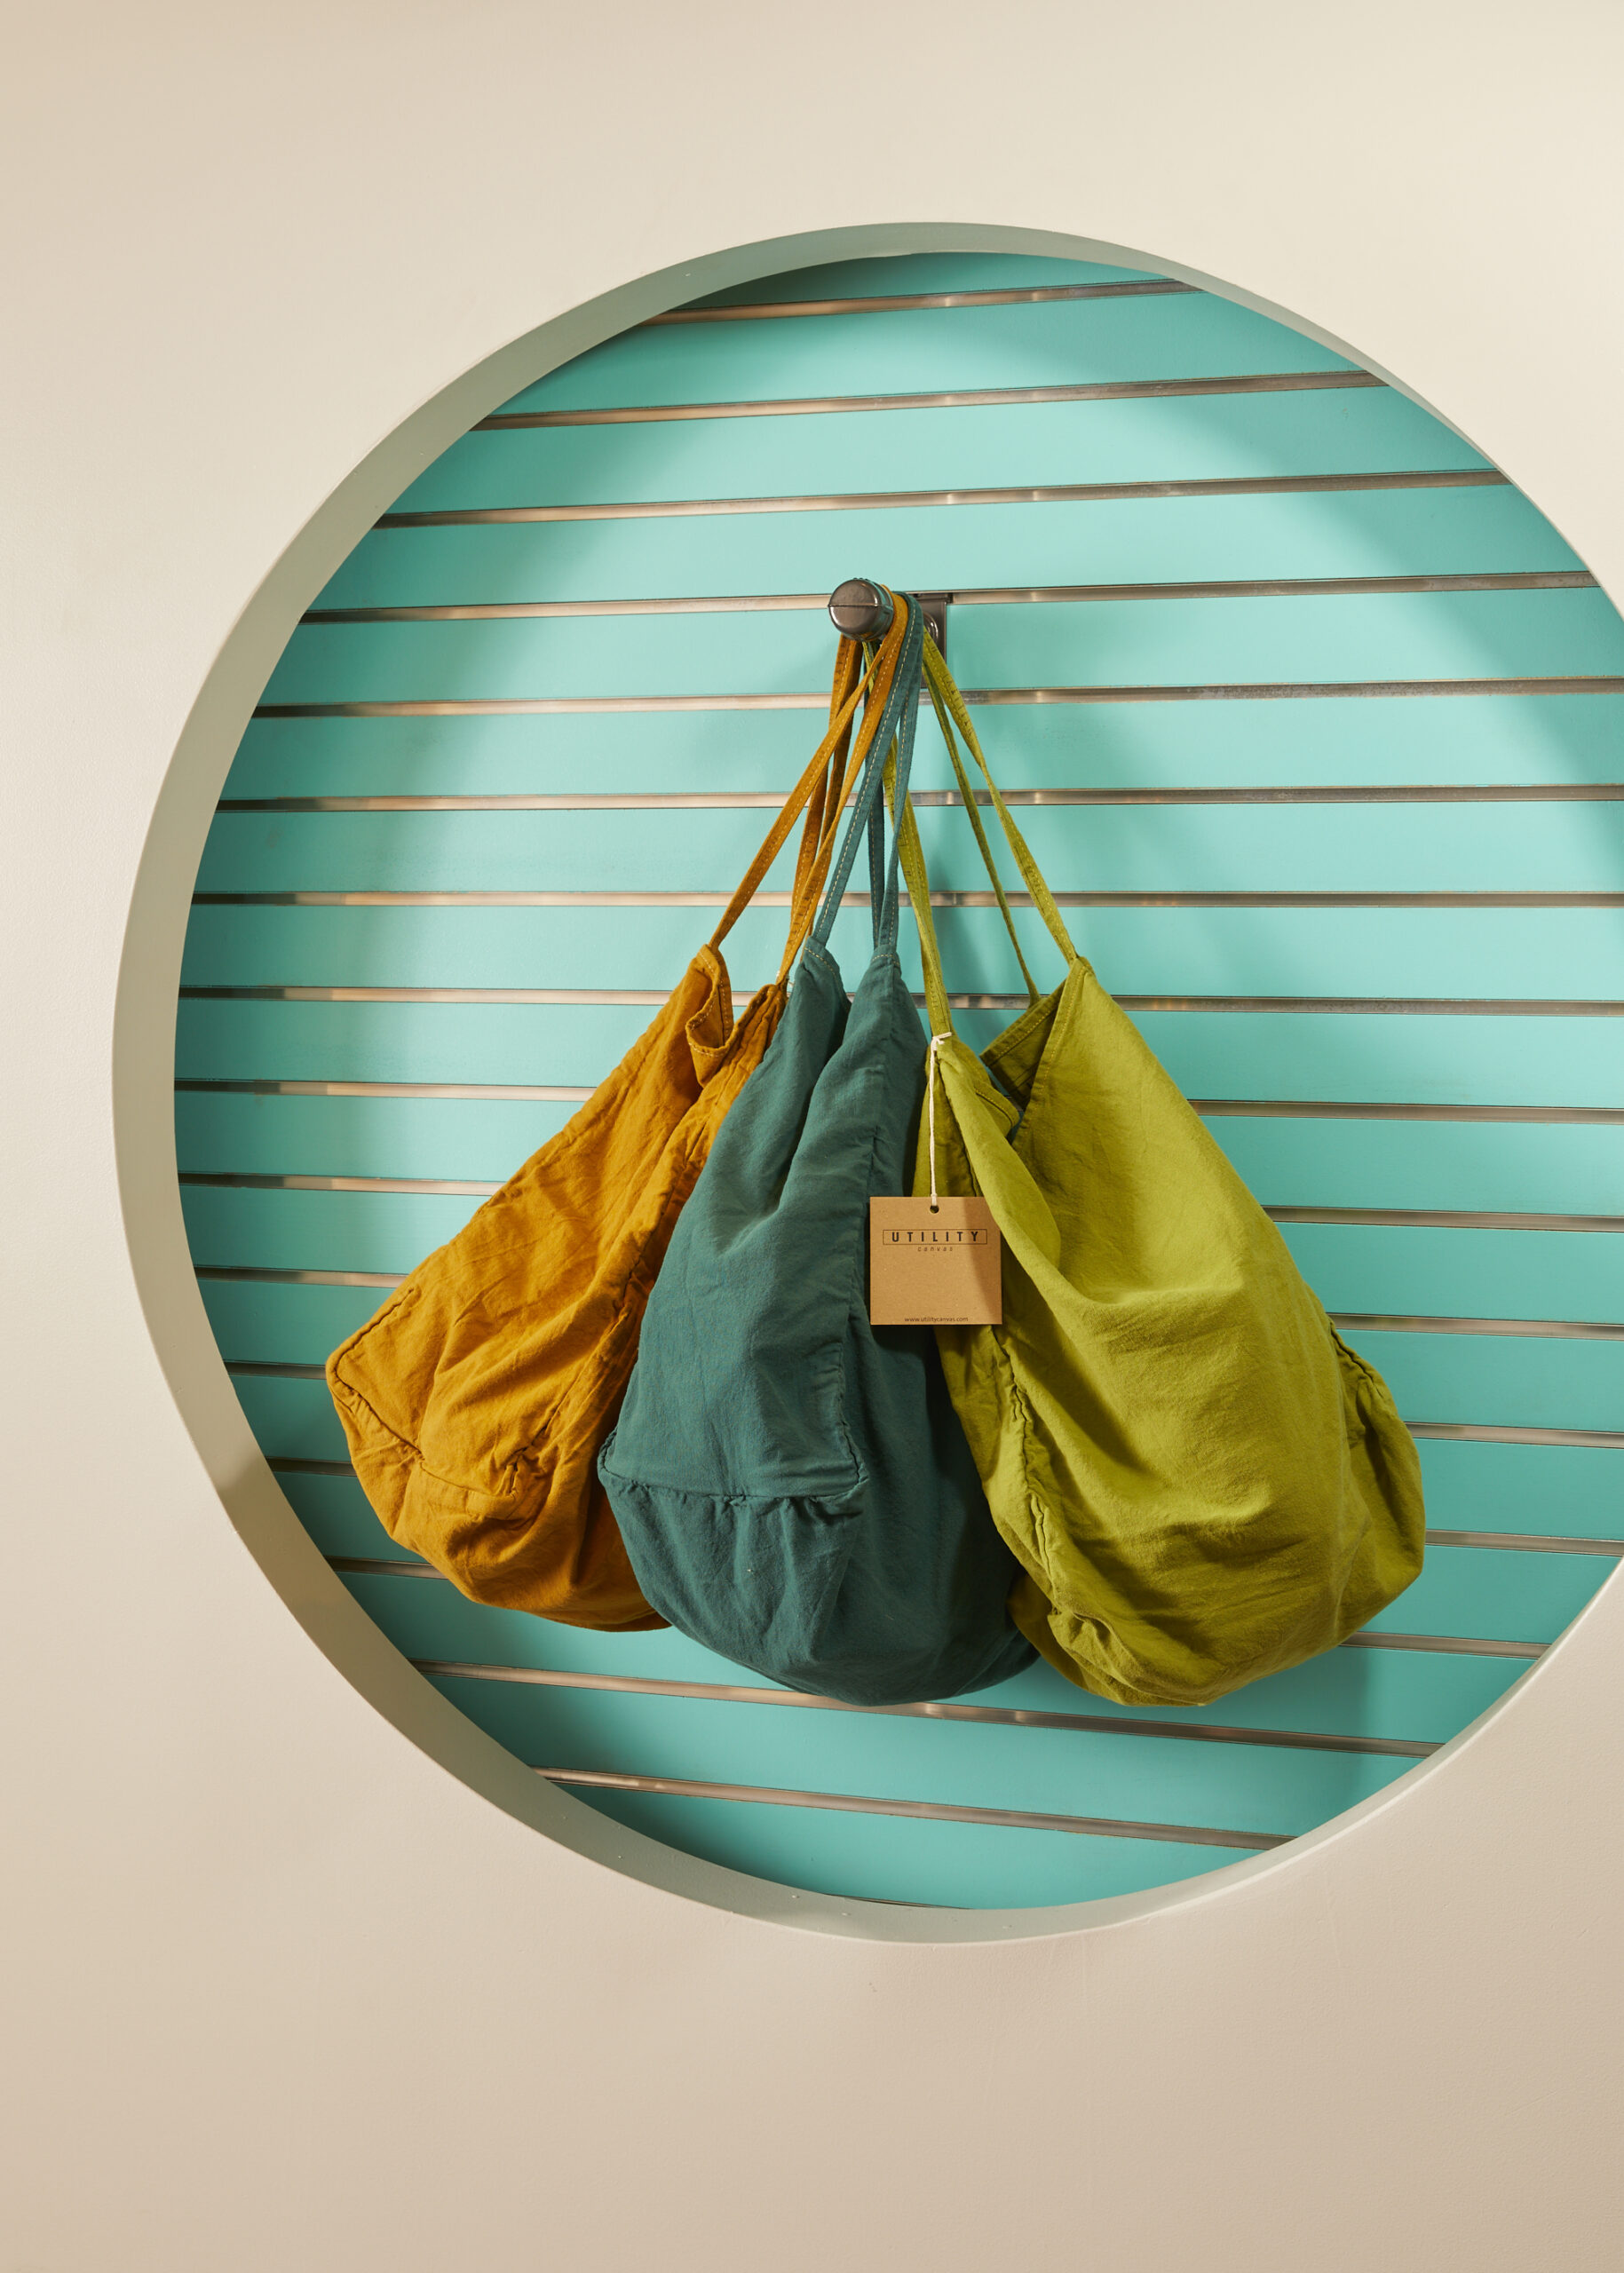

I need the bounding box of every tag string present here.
[926,1030,951,1211]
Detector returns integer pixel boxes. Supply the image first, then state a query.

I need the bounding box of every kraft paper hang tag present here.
[868,1196,1002,1327]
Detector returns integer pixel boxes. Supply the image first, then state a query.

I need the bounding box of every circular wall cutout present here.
[177,249,1624,1910]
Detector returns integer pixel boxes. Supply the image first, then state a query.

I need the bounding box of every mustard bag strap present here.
[783,634,865,936]
[705,602,909,979]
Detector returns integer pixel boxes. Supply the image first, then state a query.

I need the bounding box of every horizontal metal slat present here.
[316,1553,1570,1656]
[305,572,1595,624]
[508,274,1350,428]
[178,1078,597,1100]
[1339,1631,1543,1659]
[192,797,1624,899]
[1427,1531,1624,1556]
[174,1103,1624,1225]
[414,1658,1438,1757]
[202,1265,400,1287]
[237,1382,1610,1491]
[645,281,1200,322]
[318,506,1573,618]
[183,986,673,1003]
[218,780,1624,812]
[193,889,1624,910]
[376,467,1509,529]
[386,400,1500,531]
[178,987,1624,1018]
[217,1234,1624,1332]
[330,1548,437,1569]
[276,1414,1624,1475]
[180,914,1624,1023]
[1199,1099,1624,1125]
[1407,1421,1624,1447]
[535,1767,1285,1850]
[1131,993,1624,1010]
[194,1175,498,1195]
[1334,1312,1624,1341]
[179,1178,1624,1236]
[480,370,1383,426]
[1272,1207,1624,1232]
[224,684,1624,796]
[256,680,1624,720]
[174,1080,1624,1124]
[232,1334,1624,1459]
[269,586,1624,704]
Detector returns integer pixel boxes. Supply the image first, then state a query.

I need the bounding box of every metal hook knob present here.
[828,580,949,654]
[828,578,895,640]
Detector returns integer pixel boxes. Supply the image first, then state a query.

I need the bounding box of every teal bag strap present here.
[811,591,926,954]
[870,651,925,955]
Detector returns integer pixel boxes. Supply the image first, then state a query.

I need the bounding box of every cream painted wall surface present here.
[4,2,1624,2265]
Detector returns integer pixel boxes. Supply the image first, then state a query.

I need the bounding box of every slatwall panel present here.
[178,252,1624,1910]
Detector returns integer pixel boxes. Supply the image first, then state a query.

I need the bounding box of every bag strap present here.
[921,636,1079,970]
[810,593,927,956]
[855,643,1041,1009]
[784,633,864,932]
[918,669,1042,1007]
[786,613,912,974]
[705,600,911,982]
[894,788,956,1041]
[895,639,1078,1042]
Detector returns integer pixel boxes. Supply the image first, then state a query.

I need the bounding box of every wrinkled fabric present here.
[599,596,1034,1705]
[324,620,911,1628]
[900,641,1426,1707]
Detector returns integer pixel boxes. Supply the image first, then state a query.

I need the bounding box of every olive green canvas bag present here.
[894,638,1426,1708]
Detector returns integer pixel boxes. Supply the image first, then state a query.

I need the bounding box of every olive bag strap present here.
[920,637,1079,968]
[892,644,1074,1042]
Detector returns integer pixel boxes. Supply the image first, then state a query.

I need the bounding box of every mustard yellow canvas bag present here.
[895,638,1426,1707]
[325,617,911,1628]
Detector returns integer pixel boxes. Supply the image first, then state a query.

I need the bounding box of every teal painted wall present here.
[178,253,1624,1908]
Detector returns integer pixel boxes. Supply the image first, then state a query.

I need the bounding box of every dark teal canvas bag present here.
[598,596,1033,1707]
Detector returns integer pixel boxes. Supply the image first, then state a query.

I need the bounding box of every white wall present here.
[4,4,1623,2264]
